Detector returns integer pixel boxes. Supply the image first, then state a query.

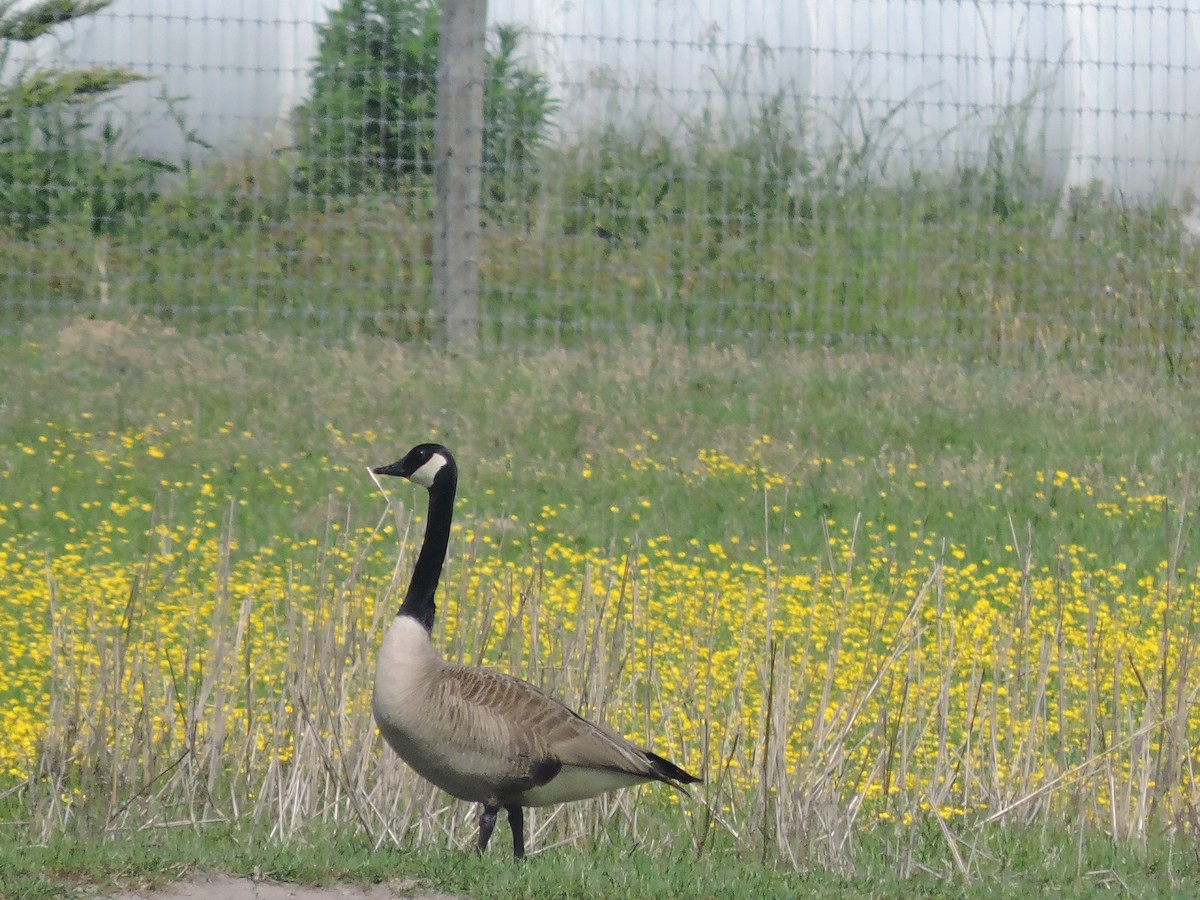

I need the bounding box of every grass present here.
[2,121,1199,368]
[4,323,1200,896]
[4,821,1198,898]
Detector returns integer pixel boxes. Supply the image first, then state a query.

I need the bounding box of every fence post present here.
[432,0,486,350]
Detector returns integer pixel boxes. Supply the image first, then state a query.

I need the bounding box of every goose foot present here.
[506,804,525,858]
[477,805,499,854]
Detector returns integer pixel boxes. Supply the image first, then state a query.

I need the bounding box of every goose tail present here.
[645,750,702,791]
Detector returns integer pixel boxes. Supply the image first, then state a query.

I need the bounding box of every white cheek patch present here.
[409,452,448,488]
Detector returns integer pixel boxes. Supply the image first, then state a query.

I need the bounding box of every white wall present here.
[33,0,319,161]
[807,3,1081,191]
[541,0,814,139]
[5,0,1199,205]
[1067,0,1200,205]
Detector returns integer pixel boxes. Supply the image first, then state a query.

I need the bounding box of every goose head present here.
[373,443,457,490]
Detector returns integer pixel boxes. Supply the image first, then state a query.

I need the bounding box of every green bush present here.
[292,0,554,210]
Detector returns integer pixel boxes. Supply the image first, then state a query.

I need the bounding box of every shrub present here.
[292,0,554,210]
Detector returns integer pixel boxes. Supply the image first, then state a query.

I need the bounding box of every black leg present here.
[477,805,499,854]
[506,804,525,859]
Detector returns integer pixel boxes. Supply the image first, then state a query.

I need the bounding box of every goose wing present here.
[434,665,687,788]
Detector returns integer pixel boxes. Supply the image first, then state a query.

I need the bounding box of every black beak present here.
[373,460,408,478]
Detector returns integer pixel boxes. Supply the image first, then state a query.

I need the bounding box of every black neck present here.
[399,473,455,632]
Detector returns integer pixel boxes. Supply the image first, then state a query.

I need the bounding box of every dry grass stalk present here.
[17,488,1200,871]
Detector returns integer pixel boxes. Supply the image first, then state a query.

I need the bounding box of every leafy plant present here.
[135,153,300,248]
[560,126,680,244]
[0,0,174,235]
[292,0,554,210]
[481,23,557,219]
[684,94,810,233]
[560,96,811,246]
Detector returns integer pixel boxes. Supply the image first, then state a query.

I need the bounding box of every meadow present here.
[4,321,1200,897]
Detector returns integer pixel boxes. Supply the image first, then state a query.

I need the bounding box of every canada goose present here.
[371,443,700,857]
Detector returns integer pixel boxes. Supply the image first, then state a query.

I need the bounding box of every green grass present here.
[5,322,1200,570]
[5,324,1200,896]
[3,816,1198,898]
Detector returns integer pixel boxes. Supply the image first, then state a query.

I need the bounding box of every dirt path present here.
[88,875,464,900]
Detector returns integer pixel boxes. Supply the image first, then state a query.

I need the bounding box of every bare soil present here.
[87,875,464,900]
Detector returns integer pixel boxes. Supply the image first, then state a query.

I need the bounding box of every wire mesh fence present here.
[1,0,1199,369]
